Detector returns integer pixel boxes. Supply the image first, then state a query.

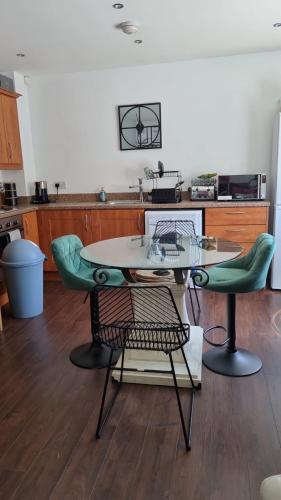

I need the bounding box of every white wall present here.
[25,51,281,194]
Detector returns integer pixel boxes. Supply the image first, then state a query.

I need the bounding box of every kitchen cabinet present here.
[36,205,269,274]
[0,89,22,169]
[23,211,40,246]
[92,209,144,241]
[38,210,92,271]
[205,206,269,255]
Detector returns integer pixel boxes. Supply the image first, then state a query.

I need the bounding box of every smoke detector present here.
[117,21,139,35]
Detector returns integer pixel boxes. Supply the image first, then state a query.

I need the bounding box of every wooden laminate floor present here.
[0,282,281,500]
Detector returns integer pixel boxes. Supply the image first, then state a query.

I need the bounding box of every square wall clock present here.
[118,102,162,151]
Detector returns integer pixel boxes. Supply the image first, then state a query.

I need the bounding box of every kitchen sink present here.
[107,200,140,205]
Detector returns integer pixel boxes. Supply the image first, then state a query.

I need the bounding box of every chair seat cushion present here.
[203,266,249,294]
[208,266,245,283]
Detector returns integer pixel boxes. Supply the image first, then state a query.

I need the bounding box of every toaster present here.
[190,185,216,201]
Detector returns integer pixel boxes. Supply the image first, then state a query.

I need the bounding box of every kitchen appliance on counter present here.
[3,183,18,207]
[31,181,50,204]
[145,162,183,203]
[190,177,216,201]
[151,186,182,203]
[217,174,266,201]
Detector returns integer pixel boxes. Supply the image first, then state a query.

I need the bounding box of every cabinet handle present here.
[225,228,245,232]
[224,211,245,215]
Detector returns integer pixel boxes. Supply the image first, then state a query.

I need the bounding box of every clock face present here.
[118,102,162,150]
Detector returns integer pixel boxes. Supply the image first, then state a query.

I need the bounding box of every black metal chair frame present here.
[153,220,201,324]
[202,293,262,376]
[93,284,199,451]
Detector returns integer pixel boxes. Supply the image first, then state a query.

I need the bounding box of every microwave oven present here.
[217,174,266,201]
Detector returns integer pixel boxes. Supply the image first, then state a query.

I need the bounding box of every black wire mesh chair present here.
[153,220,201,324]
[93,285,198,451]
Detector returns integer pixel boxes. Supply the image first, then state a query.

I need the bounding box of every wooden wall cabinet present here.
[0,89,22,169]
[22,211,40,246]
[205,206,269,254]
[37,210,92,271]
[92,209,144,242]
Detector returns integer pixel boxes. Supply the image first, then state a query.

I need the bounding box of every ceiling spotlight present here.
[113,3,124,8]
[16,53,25,57]
[273,22,281,27]
[117,21,139,35]
[134,39,143,44]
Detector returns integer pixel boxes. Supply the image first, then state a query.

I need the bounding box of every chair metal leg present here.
[187,283,197,325]
[180,346,196,390]
[203,293,262,376]
[70,292,121,369]
[120,349,125,383]
[96,349,123,439]
[169,352,194,451]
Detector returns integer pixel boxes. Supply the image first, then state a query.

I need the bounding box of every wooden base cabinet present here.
[92,209,144,242]
[205,206,269,255]
[38,210,92,271]
[22,211,39,246]
[38,208,145,272]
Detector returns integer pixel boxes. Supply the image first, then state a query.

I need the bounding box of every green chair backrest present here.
[51,234,94,291]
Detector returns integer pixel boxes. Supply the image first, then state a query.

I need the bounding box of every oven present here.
[0,214,23,257]
[0,213,24,279]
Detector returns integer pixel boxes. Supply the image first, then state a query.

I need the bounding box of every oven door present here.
[0,232,11,258]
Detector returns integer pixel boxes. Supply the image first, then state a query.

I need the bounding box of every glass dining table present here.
[81,234,242,387]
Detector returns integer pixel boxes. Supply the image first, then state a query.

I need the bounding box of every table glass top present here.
[80,235,242,270]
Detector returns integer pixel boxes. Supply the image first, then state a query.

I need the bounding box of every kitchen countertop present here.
[0,199,270,219]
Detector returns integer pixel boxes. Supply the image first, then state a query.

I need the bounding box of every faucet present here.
[129,177,144,204]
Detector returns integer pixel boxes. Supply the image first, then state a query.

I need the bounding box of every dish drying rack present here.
[145,161,183,189]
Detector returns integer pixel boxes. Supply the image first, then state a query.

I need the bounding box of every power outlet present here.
[54,181,66,190]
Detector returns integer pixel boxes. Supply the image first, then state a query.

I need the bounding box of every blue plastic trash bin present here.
[0,239,46,318]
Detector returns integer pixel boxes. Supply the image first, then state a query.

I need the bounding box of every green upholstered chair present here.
[51,235,124,369]
[195,233,275,376]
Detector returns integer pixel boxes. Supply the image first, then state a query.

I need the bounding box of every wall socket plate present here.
[54,181,66,190]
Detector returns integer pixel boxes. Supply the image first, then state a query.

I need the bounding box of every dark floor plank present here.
[0,284,280,500]
[128,386,179,500]
[0,469,23,499]
[50,383,127,500]
[90,384,156,500]
[169,372,251,500]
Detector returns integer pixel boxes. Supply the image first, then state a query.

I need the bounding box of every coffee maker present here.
[32,181,50,204]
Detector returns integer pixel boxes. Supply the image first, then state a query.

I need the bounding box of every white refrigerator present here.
[271,113,281,289]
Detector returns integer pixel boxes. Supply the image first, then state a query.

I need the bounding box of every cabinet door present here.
[38,210,92,271]
[0,101,8,165]
[23,211,39,246]
[0,93,22,168]
[92,209,144,241]
[205,207,268,226]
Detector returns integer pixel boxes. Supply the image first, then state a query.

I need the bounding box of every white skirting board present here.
[112,325,203,388]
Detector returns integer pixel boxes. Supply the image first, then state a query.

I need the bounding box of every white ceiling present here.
[1,0,281,74]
